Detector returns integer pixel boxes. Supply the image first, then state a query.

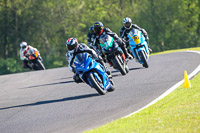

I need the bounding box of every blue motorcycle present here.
[127,29,150,68]
[73,52,115,95]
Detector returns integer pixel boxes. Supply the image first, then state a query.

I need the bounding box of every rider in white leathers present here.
[66,38,111,83]
[19,42,40,69]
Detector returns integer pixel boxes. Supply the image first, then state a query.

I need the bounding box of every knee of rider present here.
[22,63,26,67]
[22,60,27,65]
[98,55,103,61]
[125,42,129,47]
[116,38,122,44]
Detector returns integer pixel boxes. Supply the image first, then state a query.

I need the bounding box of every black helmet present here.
[93,21,104,34]
[66,38,78,51]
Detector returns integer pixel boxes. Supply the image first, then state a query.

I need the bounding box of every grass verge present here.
[85,47,200,133]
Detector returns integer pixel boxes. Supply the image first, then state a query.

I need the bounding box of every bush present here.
[0,58,23,75]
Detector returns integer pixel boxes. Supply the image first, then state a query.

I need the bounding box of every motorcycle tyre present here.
[125,65,129,73]
[88,73,107,95]
[113,55,126,75]
[139,50,148,68]
[36,60,46,70]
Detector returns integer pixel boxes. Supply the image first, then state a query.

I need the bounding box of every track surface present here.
[0,52,200,133]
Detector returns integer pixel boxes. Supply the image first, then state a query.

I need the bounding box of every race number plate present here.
[133,36,140,44]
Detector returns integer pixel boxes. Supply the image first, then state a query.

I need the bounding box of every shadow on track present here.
[129,67,143,71]
[0,93,99,111]
[19,80,75,89]
[56,76,73,80]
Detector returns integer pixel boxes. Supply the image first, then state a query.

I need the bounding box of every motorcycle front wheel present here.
[138,50,148,68]
[112,55,126,75]
[125,65,129,73]
[88,72,107,95]
[36,60,46,70]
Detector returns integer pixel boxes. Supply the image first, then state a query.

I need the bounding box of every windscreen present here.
[73,53,87,65]
[128,29,140,44]
[99,34,114,50]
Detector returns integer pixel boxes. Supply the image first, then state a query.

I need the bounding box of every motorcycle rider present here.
[120,17,151,51]
[89,21,132,60]
[19,42,40,69]
[66,37,111,83]
[87,25,102,56]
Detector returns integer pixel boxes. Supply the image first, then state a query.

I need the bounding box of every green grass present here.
[85,47,200,133]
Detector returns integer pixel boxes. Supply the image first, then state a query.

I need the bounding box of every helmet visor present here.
[67,44,76,51]
[124,22,131,28]
[94,26,102,34]
[22,46,27,49]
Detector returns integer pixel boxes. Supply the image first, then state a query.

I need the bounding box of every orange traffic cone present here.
[184,70,191,88]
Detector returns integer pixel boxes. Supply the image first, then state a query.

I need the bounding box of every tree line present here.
[0,0,199,75]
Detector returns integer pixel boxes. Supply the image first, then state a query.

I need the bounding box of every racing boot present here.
[73,73,83,83]
[123,48,133,60]
[120,43,133,60]
[23,60,32,70]
[105,66,112,79]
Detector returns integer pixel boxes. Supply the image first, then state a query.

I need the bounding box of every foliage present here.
[0,58,23,74]
[0,0,200,75]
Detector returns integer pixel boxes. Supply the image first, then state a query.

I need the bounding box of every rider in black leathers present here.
[120,17,151,51]
[89,21,132,60]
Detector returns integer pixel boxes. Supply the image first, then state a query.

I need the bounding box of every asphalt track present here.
[0,51,200,133]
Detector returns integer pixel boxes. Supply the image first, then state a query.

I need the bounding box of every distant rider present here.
[89,21,132,60]
[120,17,151,51]
[66,38,111,83]
[19,42,40,69]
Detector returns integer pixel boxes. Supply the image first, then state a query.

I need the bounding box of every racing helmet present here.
[20,42,27,49]
[66,38,78,51]
[93,21,104,34]
[123,17,132,29]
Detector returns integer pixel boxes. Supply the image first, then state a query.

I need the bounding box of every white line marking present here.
[124,50,200,118]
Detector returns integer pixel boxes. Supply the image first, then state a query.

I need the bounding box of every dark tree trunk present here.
[3,0,8,59]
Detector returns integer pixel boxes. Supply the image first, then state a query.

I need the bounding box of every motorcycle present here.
[26,51,45,70]
[127,29,150,68]
[73,52,115,95]
[99,34,129,75]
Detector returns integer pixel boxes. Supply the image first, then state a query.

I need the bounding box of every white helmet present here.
[123,17,132,24]
[20,42,27,49]
[123,17,132,29]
